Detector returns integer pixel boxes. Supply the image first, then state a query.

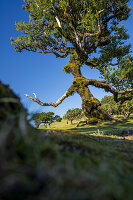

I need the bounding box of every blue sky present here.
[1,0,133,117]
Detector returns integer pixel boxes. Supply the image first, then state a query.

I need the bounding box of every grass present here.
[40,115,133,139]
[1,114,133,200]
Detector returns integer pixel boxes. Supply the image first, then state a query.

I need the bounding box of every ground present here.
[1,114,133,200]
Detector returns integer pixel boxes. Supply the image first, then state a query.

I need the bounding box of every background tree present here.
[63,108,83,124]
[11,0,133,119]
[121,100,133,118]
[101,96,120,116]
[54,115,62,122]
[32,112,61,127]
[101,95,133,117]
[34,119,42,128]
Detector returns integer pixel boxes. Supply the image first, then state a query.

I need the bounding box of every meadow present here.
[40,115,133,139]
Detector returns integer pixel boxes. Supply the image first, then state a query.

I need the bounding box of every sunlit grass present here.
[39,115,133,140]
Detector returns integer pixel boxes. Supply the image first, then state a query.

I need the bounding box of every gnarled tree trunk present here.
[63,55,110,120]
[78,85,109,119]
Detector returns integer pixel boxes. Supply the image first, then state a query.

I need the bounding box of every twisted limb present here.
[24,84,76,107]
[24,76,133,120]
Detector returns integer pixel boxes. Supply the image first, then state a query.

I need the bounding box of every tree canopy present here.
[11,0,133,119]
[32,111,62,127]
[32,111,61,122]
[63,108,83,123]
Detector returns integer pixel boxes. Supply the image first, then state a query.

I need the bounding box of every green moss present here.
[63,53,83,76]
[73,77,88,93]
[63,64,72,73]
[74,76,87,83]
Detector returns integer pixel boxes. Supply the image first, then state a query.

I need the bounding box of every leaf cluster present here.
[11,0,131,61]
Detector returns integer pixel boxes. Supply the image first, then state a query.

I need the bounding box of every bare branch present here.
[74,29,82,49]
[98,9,105,14]
[24,47,69,58]
[55,16,62,28]
[24,84,75,107]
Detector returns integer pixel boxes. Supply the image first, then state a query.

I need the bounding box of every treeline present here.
[32,108,84,128]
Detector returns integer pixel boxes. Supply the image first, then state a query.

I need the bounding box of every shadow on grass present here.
[68,117,133,137]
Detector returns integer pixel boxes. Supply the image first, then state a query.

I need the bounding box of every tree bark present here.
[65,55,111,120]
[77,85,110,119]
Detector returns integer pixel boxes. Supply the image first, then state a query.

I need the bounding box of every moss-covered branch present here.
[84,79,133,102]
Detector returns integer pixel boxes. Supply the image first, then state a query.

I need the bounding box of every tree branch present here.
[118,89,133,95]
[118,95,133,103]
[108,62,118,66]
[24,46,69,58]
[24,84,76,107]
[84,79,133,102]
[51,2,83,53]
[84,79,117,94]
[85,61,97,68]
[83,9,104,47]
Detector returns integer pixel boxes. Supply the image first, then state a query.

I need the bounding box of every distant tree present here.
[34,119,42,128]
[63,108,83,124]
[32,112,61,128]
[54,115,62,122]
[32,113,44,121]
[11,0,133,120]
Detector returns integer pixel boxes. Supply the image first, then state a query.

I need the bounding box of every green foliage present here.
[101,95,133,117]
[11,0,131,62]
[32,112,62,125]
[54,115,62,122]
[63,108,83,123]
[63,64,71,74]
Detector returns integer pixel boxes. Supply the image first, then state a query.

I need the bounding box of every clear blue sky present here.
[0,0,133,117]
